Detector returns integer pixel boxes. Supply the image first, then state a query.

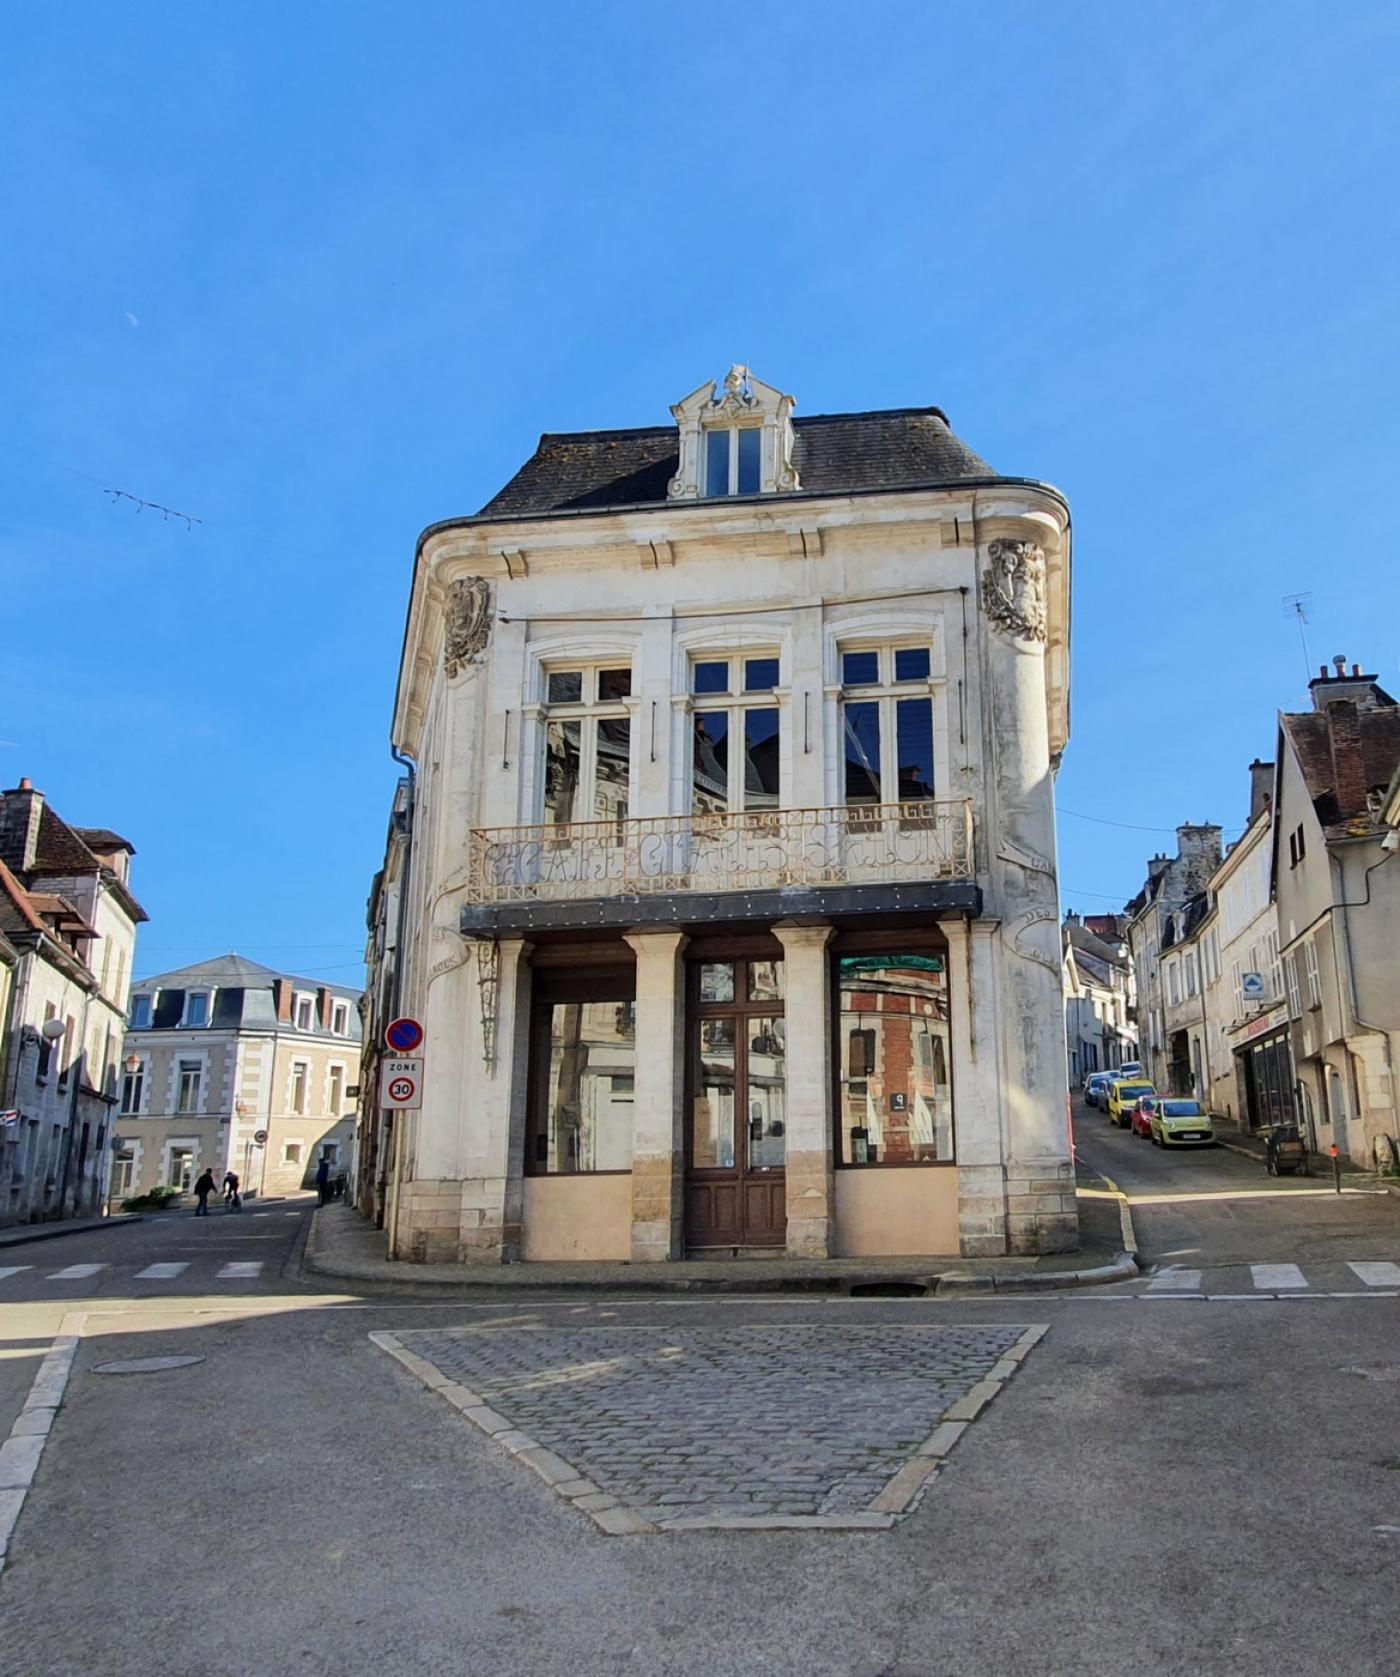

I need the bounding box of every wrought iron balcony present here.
[464,799,975,912]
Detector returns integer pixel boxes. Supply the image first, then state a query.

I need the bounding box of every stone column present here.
[774,920,835,1259]
[623,927,689,1262]
[943,917,1008,1256]
[979,532,1076,1254]
[464,936,533,1263]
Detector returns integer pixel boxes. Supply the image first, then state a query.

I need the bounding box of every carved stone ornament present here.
[442,576,493,677]
[983,540,1047,643]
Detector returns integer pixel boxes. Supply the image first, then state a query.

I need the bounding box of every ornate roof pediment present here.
[668,364,799,499]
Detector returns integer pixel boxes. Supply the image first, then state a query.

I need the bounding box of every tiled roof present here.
[33,805,101,873]
[1283,705,1400,838]
[0,858,45,937]
[477,407,998,518]
[73,826,135,854]
[133,951,363,1000]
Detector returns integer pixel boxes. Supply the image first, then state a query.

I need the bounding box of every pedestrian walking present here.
[315,1156,331,1206]
[193,1168,217,1216]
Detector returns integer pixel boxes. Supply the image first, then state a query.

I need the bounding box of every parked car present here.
[1085,1072,1114,1109]
[1129,1096,1160,1138]
[1149,1099,1215,1148]
[1106,1080,1157,1127]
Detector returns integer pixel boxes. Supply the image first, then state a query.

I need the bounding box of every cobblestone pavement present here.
[386,1322,1040,1530]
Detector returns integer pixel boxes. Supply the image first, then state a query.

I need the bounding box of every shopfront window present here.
[837,953,952,1164]
[528,972,636,1173]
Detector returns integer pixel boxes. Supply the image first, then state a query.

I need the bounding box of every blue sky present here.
[4,2,1399,981]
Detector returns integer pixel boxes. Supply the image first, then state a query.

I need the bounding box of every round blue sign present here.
[385,1016,424,1053]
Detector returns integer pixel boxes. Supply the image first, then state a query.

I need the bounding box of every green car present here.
[1105,1080,1156,1127]
[1149,1099,1215,1148]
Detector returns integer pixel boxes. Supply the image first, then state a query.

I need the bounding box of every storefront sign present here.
[1232,1005,1288,1048]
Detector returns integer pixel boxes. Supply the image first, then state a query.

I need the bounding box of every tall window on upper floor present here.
[542,664,632,825]
[120,1060,144,1114]
[704,425,761,497]
[184,991,209,1028]
[129,994,152,1030]
[690,654,781,815]
[839,645,935,809]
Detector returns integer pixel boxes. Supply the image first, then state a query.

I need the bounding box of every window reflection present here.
[838,955,952,1164]
[538,999,636,1173]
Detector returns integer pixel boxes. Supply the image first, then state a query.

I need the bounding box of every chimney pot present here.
[18,777,31,791]
[1319,664,1328,678]
[1333,654,1347,676]
[1352,663,1361,677]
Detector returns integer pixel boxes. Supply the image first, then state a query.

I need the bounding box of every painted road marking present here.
[0,1267,32,1282]
[0,1310,85,1573]
[216,1262,263,1279]
[134,1263,189,1281]
[45,1265,105,1281]
[1348,1261,1400,1288]
[1251,1263,1307,1290]
[1147,1269,1202,1292]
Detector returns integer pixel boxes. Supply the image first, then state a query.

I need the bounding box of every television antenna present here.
[1282,593,1313,684]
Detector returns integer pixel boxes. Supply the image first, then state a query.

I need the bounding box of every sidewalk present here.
[1210,1120,1377,1177]
[0,1212,142,1249]
[302,1195,1136,1296]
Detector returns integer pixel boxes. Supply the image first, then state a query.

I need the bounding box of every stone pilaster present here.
[944,917,1009,1256]
[774,920,835,1259]
[623,927,689,1262]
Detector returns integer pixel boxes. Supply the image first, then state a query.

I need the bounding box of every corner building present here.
[383,369,1074,1263]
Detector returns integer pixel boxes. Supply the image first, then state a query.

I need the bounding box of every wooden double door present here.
[685,956,787,1250]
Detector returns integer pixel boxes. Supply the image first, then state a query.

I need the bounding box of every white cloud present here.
[124,311,139,328]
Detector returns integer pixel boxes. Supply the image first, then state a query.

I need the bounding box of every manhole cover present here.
[1343,1364,1400,1382]
[92,1355,205,1375]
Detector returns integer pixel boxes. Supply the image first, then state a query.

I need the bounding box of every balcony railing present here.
[465,799,975,907]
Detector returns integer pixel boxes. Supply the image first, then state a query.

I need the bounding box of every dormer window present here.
[184,992,210,1028]
[705,426,762,497]
[669,366,799,500]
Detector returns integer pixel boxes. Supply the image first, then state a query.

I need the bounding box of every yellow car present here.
[1149,1098,1216,1148]
[1105,1079,1157,1128]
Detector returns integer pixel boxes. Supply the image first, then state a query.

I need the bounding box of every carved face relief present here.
[984,540,1047,643]
[442,576,492,677]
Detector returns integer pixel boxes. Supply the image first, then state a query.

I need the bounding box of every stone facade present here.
[368,369,1076,1264]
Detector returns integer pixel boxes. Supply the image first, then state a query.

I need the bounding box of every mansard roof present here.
[477,406,999,518]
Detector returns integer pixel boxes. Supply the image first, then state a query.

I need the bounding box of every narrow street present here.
[2,1174,1399,1677]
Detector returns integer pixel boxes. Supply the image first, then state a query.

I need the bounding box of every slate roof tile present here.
[477,407,998,518]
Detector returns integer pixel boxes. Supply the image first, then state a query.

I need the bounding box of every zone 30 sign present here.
[379,1056,424,1110]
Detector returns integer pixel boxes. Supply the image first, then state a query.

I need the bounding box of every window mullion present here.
[881,694,897,806]
[728,428,739,494]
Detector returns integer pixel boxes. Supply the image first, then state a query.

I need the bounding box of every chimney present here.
[273,978,294,1024]
[1309,653,1386,713]
[1327,699,1367,819]
[1248,759,1274,823]
[0,779,44,875]
[1176,823,1223,894]
[317,987,331,1029]
[1146,854,1170,882]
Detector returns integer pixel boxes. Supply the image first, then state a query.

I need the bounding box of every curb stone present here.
[0,1213,143,1251]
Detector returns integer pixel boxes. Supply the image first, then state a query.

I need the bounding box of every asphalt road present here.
[2,1164,1399,1677]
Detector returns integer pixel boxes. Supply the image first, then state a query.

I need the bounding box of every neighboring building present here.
[0,779,146,1225]
[357,777,411,1227]
[1271,658,1400,1168]
[372,365,1076,1265]
[116,955,363,1200]
[1062,912,1136,1084]
[1202,760,1292,1131]
[1124,824,1223,1096]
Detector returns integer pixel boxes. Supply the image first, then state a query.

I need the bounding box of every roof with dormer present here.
[477,405,999,518]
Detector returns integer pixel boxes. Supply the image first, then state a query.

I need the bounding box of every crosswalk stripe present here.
[1147,1268,1202,1291]
[1251,1263,1307,1290]
[0,1266,32,1281]
[46,1264,104,1280]
[1347,1261,1400,1288]
[216,1262,262,1279]
[134,1263,189,1280]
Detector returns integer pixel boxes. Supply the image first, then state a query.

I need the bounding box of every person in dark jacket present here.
[315,1156,331,1205]
[193,1168,217,1216]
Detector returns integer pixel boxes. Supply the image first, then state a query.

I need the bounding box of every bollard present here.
[1330,1142,1341,1194]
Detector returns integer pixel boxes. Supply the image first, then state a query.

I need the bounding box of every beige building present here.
[1272,659,1400,1167]
[1,779,146,1226]
[1062,914,1136,1085]
[366,364,1077,1266]
[115,955,363,1201]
